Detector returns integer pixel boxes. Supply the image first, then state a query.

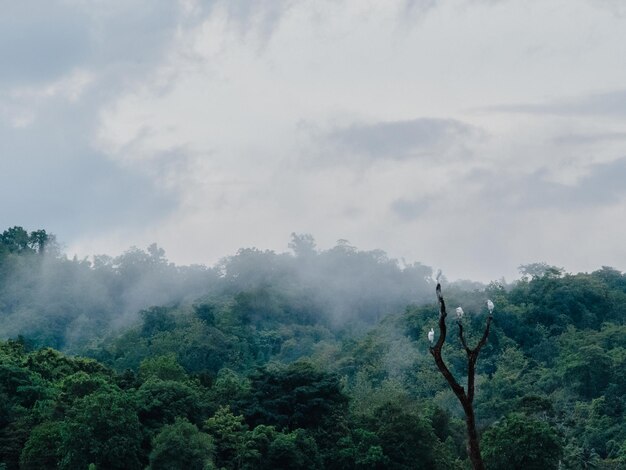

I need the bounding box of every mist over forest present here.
[0,227,437,351]
[2,225,626,469]
[4,1,626,468]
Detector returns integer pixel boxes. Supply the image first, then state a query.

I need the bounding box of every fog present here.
[0,228,448,351]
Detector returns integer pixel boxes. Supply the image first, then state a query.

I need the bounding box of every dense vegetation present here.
[1,227,626,469]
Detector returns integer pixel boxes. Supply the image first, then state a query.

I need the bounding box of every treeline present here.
[0,228,434,351]
[2,228,626,468]
[0,338,460,469]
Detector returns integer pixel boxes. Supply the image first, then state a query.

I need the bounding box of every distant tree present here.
[265,429,322,470]
[58,391,142,470]
[149,418,215,470]
[518,262,563,280]
[336,427,389,470]
[244,361,348,432]
[27,230,50,254]
[194,303,216,325]
[139,354,187,382]
[481,414,561,469]
[136,378,204,430]
[354,402,452,469]
[559,344,612,399]
[140,307,176,337]
[19,422,63,470]
[0,227,32,253]
[207,369,251,414]
[289,233,317,258]
[204,406,256,469]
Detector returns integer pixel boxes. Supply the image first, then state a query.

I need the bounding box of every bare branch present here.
[457,321,471,354]
[433,283,447,351]
[430,282,467,402]
[474,315,493,355]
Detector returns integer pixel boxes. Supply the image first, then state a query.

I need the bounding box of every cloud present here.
[0,0,294,91]
[0,110,177,240]
[485,89,626,117]
[0,0,296,242]
[552,132,626,145]
[0,1,188,89]
[3,0,626,284]
[318,118,481,166]
[390,197,433,220]
[478,157,626,211]
[588,0,626,16]
[218,0,294,43]
[402,0,438,19]
[0,4,91,85]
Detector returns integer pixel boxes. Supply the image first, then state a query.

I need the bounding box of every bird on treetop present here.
[487,299,494,314]
[456,307,464,319]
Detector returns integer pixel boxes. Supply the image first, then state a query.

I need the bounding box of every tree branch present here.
[430,282,467,402]
[473,315,493,356]
[457,321,471,354]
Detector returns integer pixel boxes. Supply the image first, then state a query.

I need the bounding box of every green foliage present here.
[482,414,562,469]
[204,406,258,469]
[244,361,348,432]
[58,391,143,470]
[206,368,251,413]
[337,428,389,469]
[0,227,53,255]
[136,378,206,430]
[149,418,215,470]
[3,227,626,468]
[19,421,63,470]
[139,354,188,382]
[356,403,454,470]
[265,428,322,470]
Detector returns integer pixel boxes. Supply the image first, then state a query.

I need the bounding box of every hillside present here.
[1,228,626,468]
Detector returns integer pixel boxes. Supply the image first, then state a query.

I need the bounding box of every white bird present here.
[428,328,435,343]
[456,307,464,319]
[487,299,494,314]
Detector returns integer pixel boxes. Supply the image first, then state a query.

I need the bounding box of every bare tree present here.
[429,281,493,470]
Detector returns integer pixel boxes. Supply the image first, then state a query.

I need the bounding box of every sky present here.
[2,0,626,282]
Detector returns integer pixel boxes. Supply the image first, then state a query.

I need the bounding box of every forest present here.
[1,226,626,469]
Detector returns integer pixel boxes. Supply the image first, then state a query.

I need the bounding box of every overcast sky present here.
[2,0,626,282]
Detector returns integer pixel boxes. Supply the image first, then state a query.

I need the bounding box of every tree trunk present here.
[465,406,485,470]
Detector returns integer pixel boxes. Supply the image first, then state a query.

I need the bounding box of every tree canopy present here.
[2,227,626,468]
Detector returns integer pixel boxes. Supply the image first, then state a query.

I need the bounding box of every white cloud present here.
[3,0,626,282]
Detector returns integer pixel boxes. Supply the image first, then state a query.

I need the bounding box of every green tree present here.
[265,429,322,470]
[0,227,32,253]
[204,406,255,469]
[356,402,452,470]
[149,418,215,470]
[19,421,63,470]
[136,378,205,431]
[58,391,142,470]
[139,354,187,382]
[481,414,562,470]
[336,428,389,469]
[245,361,348,431]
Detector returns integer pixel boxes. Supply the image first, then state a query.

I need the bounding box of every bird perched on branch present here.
[456,307,464,319]
[487,299,494,314]
[428,328,435,343]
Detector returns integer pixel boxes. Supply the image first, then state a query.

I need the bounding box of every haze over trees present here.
[2,226,626,468]
[0,228,434,352]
